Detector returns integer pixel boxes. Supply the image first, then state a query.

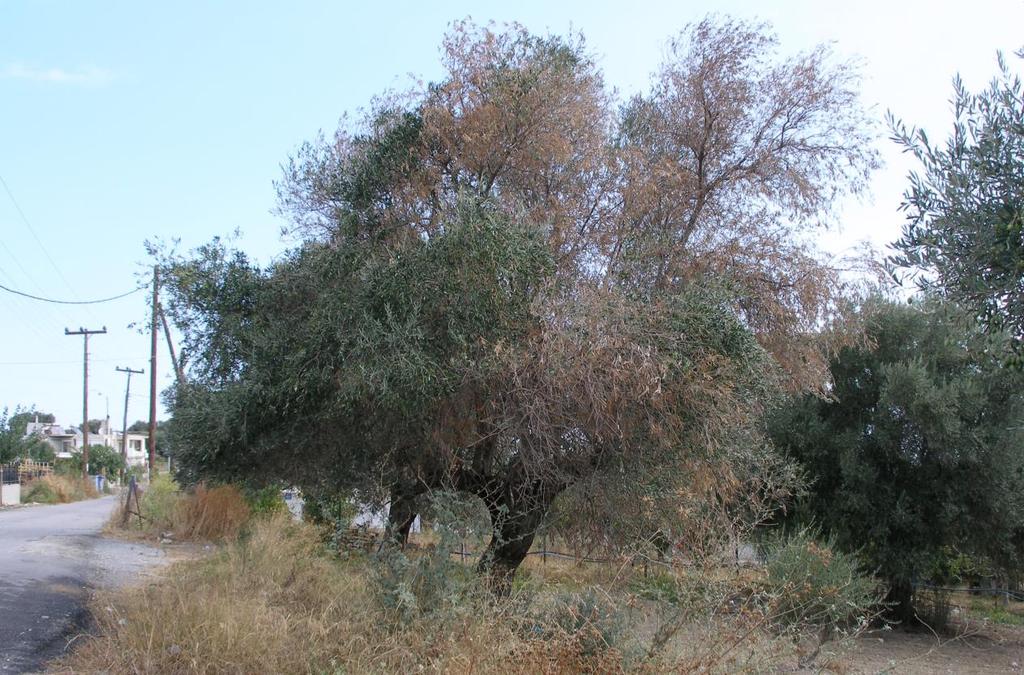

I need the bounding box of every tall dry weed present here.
[111,477,250,542]
[23,474,99,504]
[173,484,250,540]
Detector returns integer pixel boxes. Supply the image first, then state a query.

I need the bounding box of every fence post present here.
[543,534,548,565]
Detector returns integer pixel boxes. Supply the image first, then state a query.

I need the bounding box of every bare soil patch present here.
[843,624,1024,674]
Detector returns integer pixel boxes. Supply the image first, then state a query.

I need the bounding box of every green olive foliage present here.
[890,51,1024,356]
[770,298,1024,621]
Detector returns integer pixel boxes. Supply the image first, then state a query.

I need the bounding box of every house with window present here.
[24,416,150,466]
[24,418,78,457]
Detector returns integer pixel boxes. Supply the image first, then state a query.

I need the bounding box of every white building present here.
[24,416,149,467]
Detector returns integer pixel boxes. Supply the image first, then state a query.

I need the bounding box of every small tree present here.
[87,444,127,477]
[769,297,1024,622]
[57,445,126,477]
[889,51,1024,355]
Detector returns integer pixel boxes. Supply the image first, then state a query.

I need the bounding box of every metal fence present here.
[0,460,52,485]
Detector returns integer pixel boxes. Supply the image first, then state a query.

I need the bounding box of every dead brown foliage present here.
[173,484,250,541]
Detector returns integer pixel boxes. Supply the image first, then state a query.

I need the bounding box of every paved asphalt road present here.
[0,496,166,673]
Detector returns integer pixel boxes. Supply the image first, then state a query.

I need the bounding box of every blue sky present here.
[1,0,1022,426]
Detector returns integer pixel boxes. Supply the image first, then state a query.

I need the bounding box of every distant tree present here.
[161,17,877,589]
[8,410,54,436]
[79,419,103,435]
[769,298,1024,622]
[889,51,1024,356]
[0,407,54,463]
[85,444,127,476]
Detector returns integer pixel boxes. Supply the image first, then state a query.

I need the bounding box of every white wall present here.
[1,483,21,506]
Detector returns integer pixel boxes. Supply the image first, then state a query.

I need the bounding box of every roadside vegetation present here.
[22,473,99,504]
[59,507,882,673]
[0,407,56,464]
[111,474,251,542]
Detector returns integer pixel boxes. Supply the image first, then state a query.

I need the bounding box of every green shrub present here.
[139,473,182,529]
[23,474,99,503]
[86,444,127,477]
[630,572,682,605]
[246,485,287,516]
[370,491,482,626]
[763,530,882,636]
[371,544,477,627]
[54,457,79,476]
[303,490,358,530]
[534,589,626,660]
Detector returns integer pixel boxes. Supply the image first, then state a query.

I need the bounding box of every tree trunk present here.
[381,484,418,550]
[886,578,916,625]
[476,483,552,595]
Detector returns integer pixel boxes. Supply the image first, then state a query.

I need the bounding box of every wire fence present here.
[444,540,726,571]
[914,581,1024,603]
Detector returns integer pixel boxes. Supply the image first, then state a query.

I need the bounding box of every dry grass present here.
[53,514,841,674]
[23,474,99,504]
[56,516,629,674]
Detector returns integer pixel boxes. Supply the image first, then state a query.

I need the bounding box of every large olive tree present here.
[161,17,877,587]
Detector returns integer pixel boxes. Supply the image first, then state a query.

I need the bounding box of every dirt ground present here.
[839,623,1024,674]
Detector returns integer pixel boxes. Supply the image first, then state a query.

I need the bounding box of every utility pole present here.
[115,366,144,464]
[158,305,185,385]
[148,266,159,481]
[65,326,107,477]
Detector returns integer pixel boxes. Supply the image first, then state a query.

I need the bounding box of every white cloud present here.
[1,63,114,86]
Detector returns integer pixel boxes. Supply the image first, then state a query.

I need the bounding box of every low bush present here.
[137,473,180,528]
[22,478,57,504]
[372,542,479,627]
[64,514,888,673]
[59,515,635,673]
[762,530,882,666]
[370,492,486,626]
[245,485,287,516]
[533,589,627,661]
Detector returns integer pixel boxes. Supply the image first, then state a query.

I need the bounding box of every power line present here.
[0,238,70,336]
[0,280,144,304]
[0,171,108,326]
[0,357,145,366]
[0,172,79,297]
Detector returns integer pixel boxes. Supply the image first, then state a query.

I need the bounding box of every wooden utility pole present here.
[65,326,107,477]
[148,266,159,481]
[158,305,184,385]
[115,366,144,463]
